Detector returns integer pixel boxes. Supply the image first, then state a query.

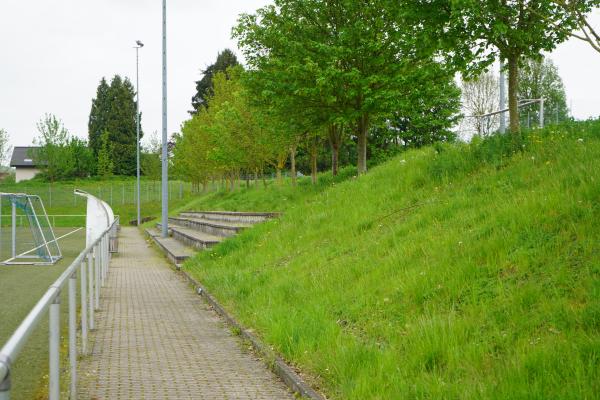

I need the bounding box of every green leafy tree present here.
[34,114,69,181]
[413,0,596,137]
[518,57,569,127]
[190,49,239,114]
[97,130,114,178]
[88,75,141,175]
[235,0,427,175]
[141,131,162,182]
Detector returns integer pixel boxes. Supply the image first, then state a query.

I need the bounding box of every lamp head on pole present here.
[135,40,144,48]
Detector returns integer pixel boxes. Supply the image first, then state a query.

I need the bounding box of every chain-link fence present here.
[0,180,194,209]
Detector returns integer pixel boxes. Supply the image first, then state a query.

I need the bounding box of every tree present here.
[461,72,500,136]
[97,130,114,178]
[190,49,239,114]
[417,0,595,138]
[518,57,569,127]
[35,114,69,181]
[141,131,162,182]
[34,114,95,180]
[88,75,141,175]
[88,77,110,156]
[0,129,11,166]
[235,0,427,174]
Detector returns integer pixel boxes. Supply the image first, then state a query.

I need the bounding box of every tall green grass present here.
[183,120,600,399]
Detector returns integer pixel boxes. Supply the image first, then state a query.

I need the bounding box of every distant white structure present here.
[10,146,42,182]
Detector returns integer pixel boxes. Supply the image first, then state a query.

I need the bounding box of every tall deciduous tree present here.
[88,75,141,175]
[235,0,426,175]
[190,49,239,114]
[414,0,595,138]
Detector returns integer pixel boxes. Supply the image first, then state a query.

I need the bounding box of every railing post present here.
[80,260,88,354]
[88,253,94,330]
[49,294,60,400]
[94,245,100,309]
[68,273,77,399]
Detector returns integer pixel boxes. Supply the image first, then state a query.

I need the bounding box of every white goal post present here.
[0,193,62,265]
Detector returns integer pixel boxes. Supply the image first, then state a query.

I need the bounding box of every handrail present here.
[0,216,119,400]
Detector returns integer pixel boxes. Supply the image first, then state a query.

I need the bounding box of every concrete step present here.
[145,228,195,265]
[169,216,248,238]
[179,211,280,224]
[157,223,223,250]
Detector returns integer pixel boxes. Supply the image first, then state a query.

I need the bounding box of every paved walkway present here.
[78,227,293,400]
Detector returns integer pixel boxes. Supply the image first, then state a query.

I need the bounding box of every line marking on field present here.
[11,227,84,259]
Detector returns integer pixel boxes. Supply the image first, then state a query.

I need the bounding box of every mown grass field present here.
[0,228,85,400]
[183,121,600,399]
[0,177,197,226]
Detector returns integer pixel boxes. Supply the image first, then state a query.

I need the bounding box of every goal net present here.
[0,193,62,265]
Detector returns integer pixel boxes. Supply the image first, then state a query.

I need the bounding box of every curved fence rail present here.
[0,217,119,400]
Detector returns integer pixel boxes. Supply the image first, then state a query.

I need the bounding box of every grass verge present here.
[182,120,600,399]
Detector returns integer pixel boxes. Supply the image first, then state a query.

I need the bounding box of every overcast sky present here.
[0,2,599,151]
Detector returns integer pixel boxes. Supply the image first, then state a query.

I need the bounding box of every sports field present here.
[0,227,85,399]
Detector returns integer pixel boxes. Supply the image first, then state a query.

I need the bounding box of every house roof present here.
[10,146,42,167]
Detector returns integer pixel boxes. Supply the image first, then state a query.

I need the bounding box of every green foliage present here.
[182,119,600,399]
[88,75,141,175]
[141,132,161,181]
[190,49,239,114]
[34,114,95,181]
[518,57,569,127]
[174,66,293,188]
[235,0,458,174]
[97,130,114,178]
[411,0,596,134]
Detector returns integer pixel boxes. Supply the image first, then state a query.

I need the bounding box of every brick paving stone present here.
[78,227,293,400]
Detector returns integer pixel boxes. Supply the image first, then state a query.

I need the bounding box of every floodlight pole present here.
[135,41,144,227]
[161,0,169,238]
[499,60,506,134]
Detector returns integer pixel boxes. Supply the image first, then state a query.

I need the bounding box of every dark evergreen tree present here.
[88,75,141,175]
[88,77,110,156]
[190,49,239,114]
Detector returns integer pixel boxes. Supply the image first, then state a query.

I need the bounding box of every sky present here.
[0,2,599,152]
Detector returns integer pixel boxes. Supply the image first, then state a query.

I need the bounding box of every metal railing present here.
[0,216,119,400]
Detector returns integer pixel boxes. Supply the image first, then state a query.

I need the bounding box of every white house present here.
[10,147,42,182]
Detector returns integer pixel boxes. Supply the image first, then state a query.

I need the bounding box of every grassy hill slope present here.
[183,121,600,399]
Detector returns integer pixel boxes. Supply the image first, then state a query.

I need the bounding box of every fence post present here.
[122,184,125,205]
[49,294,60,400]
[95,245,100,307]
[179,182,183,199]
[68,273,77,399]
[88,253,94,329]
[80,260,88,354]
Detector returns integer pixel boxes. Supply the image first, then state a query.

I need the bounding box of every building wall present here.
[15,167,40,183]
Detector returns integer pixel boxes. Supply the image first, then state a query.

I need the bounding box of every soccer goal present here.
[0,193,62,265]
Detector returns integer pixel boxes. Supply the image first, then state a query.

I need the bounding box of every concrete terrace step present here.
[158,223,223,250]
[169,216,249,238]
[145,228,195,265]
[179,211,280,224]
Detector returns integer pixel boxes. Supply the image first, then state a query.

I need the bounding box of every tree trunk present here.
[310,139,318,184]
[290,145,297,187]
[507,54,521,139]
[328,124,342,176]
[356,115,368,174]
[276,168,282,184]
